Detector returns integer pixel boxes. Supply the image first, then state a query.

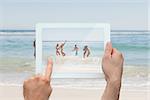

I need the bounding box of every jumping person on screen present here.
[83,45,90,58]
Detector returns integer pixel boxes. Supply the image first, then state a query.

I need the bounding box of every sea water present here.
[0,31,149,88]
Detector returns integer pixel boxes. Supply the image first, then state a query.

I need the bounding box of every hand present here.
[102,42,124,84]
[23,59,53,100]
[101,42,124,100]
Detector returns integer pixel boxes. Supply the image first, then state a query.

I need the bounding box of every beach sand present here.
[0,85,149,100]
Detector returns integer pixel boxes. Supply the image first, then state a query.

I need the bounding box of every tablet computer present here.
[36,23,110,78]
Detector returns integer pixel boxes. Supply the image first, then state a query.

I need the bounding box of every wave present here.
[0,78,150,89]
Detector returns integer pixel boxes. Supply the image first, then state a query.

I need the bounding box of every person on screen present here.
[23,42,124,100]
[56,43,60,56]
[60,42,66,56]
[83,45,90,58]
[72,44,79,56]
[33,40,36,58]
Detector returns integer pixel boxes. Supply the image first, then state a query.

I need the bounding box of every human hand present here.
[102,42,124,84]
[23,59,53,100]
[101,42,124,100]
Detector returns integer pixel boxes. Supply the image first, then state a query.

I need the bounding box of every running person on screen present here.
[60,41,66,56]
[83,45,90,58]
[72,44,79,56]
[56,43,60,56]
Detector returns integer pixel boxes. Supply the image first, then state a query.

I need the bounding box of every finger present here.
[104,42,113,56]
[45,58,53,81]
[112,48,120,54]
[112,48,123,57]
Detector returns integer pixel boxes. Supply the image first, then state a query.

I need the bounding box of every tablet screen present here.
[36,23,110,78]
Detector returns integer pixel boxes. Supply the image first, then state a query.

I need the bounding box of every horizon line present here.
[0,29,149,32]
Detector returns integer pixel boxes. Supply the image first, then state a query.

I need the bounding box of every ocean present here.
[0,31,149,88]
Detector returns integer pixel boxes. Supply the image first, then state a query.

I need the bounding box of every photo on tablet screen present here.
[36,23,110,78]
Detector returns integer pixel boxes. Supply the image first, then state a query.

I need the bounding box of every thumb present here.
[104,42,113,57]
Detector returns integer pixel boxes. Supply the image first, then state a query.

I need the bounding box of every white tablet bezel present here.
[36,23,110,76]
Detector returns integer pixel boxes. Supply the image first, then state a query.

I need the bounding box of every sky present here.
[0,0,149,30]
[42,28,104,41]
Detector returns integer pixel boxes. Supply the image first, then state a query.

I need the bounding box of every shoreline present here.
[0,78,149,90]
